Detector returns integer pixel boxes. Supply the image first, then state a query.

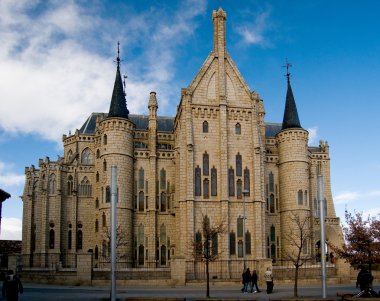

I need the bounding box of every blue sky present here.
[1,0,380,240]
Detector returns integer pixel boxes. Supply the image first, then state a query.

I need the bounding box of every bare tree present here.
[102,225,128,260]
[192,215,225,298]
[282,211,313,297]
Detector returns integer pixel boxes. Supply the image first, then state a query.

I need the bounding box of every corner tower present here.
[276,67,311,257]
[95,43,135,258]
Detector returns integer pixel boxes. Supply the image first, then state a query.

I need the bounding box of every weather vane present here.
[282,58,292,82]
[114,41,123,67]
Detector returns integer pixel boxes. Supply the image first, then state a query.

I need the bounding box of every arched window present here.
[68,230,72,250]
[81,148,92,164]
[139,168,144,189]
[49,229,55,249]
[160,192,166,212]
[96,149,100,159]
[238,240,243,257]
[270,194,275,213]
[139,191,144,211]
[244,168,250,195]
[48,173,56,195]
[103,134,107,145]
[161,245,167,265]
[203,152,209,176]
[102,212,106,227]
[236,179,242,199]
[77,230,83,250]
[245,231,251,255]
[106,186,111,203]
[203,179,209,199]
[67,175,73,195]
[269,172,274,192]
[103,160,107,171]
[95,219,99,232]
[270,225,275,241]
[194,166,201,196]
[228,167,235,196]
[271,244,276,259]
[79,177,92,197]
[138,245,144,265]
[298,190,303,206]
[236,153,242,176]
[229,232,236,255]
[203,121,208,133]
[96,172,99,182]
[160,168,166,190]
[235,123,241,135]
[211,167,217,196]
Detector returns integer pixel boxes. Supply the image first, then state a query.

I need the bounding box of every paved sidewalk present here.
[18,282,367,301]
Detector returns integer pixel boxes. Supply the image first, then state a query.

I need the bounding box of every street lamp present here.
[242,189,249,269]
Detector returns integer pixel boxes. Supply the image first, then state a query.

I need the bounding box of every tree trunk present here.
[206,258,210,298]
[294,265,299,297]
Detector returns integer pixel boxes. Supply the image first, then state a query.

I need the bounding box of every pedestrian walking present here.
[243,268,252,293]
[2,270,23,301]
[264,267,274,294]
[356,265,373,292]
[241,268,246,292]
[251,270,261,293]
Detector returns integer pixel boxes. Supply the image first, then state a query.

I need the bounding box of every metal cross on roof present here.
[282,59,292,82]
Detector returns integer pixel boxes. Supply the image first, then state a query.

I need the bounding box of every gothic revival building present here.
[22,8,343,269]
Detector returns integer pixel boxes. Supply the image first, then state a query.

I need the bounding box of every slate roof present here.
[281,80,302,130]
[0,189,11,202]
[108,65,129,119]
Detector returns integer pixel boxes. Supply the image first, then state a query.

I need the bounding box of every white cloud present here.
[334,190,380,205]
[307,126,318,145]
[0,161,24,187]
[235,9,272,46]
[0,217,22,240]
[0,0,207,144]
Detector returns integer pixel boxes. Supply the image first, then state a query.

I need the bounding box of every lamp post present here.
[242,189,249,269]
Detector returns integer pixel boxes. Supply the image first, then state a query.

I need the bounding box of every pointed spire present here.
[281,60,301,130]
[108,41,129,119]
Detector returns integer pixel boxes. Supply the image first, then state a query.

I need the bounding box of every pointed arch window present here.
[96,149,100,159]
[270,225,275,242]
[160,192,166,212]
[229,232,236,255]
[211,167,217,196]
[203,179,209,199]
[81,148,92,164]
[228,167,235,196]
[48,173,56,195]
[236,179,242,199]
[67,175,73,195]
[95,219,99,232]
[195,166,201,196]
[203,121,209,133]
[235,123,241,135]
[103,134,107,145]
[238,240,243,257]
[160,168,166,190]
[139,191,144,212]
[203,152,209,176]
[106,186,111,203]
[236,153,242,176]
[244,168,250,195]
[103,160,107,171]
[269,172,274,192]
[298,190,303,206]
[270,194,275,213]
[68,230,72,250]
[79,177,92,197]
[139,168,144,190]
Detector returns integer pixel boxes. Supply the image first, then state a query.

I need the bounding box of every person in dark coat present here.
[356,266,373,292]
[251,270,261,293]
[2,270,23,301]
[243,268,252,293]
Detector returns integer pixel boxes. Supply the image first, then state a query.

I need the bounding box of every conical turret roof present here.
[281,78,301,130]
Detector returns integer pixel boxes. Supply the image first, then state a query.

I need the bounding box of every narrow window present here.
[139,191,144,212]
[203,121,209,133]
[95,219,99,232]
[203,152,209,176]
[211,167,217,196]
[270,225,275,241]
[103,134,107,145]
[95,245,99,259]
[212,233,218,256]
[236,179,242,199]
[228,167,235,196]
[235,123,241,135]
[103,160,107,171]
[77,230,83,250]
[195,166,201,196]
[139,168,144,190]
[271,244,276,259]
[67,175,73,195]
[106,186,111,203]
[68,230,72,250]
[160,192,166,212]
[229,232,236,255]
[304,190,308,207]
[96,149,100,159]
[48,173,56,195]
[203,179,209,199]
[298,190,303,206]
[236,153,242,176]
[161,245,167,265]
[244,168,250,195]
[102,212,106,227]
[160,169,166,190]
[237,218,243,237]
[269,172,274,192]
[245,231,251,255]
[96,172,99,182]
[270,194,275,213]
[238,240,243,257]
[49,229,55,249]
[138,245,144,265]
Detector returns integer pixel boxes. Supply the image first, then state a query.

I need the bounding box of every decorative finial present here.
[282,58,292,83]
[116,41,120,67]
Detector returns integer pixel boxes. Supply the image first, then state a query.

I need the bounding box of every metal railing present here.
[17,253,77,269]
